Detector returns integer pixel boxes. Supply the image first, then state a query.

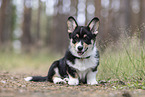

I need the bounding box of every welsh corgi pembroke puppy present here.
[25,16,100,85]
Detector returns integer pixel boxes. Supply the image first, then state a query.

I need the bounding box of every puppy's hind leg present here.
[53,68,67,84]
[47,61,66,84]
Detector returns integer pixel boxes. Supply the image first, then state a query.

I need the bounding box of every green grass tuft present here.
[97,35,145,89]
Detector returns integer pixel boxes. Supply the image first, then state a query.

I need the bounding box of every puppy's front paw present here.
[68,78,79,85]
[87,80,98,85]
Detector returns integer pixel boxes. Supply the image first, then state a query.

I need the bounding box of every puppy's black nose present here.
[78,46,83,51]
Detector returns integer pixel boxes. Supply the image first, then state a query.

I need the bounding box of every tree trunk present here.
[139,0,145,40]
[50,1,69,52]
[36,0,41,44]
[119,0,131,31]
[22,0,32,50]
[95,0,101,18]
[0,0,12,44]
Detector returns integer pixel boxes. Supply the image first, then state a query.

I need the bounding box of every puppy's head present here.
[67,16,100,56]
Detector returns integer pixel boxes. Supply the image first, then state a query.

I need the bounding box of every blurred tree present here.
[0,0,13,44]
[95,0,113,51]
[119,0,131,32]
[95,0,101,18]
[36,0,41,45]
[70,0,77,16]
[139,0,145,40]
[0,0,145,51]
[50,0,69,52]
[22,0,32,48]
[130,0,139,35]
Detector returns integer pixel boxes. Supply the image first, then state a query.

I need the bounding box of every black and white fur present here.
[24,16,100,85]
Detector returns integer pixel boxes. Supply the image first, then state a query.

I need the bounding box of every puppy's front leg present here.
[67,66,79,85]
[87,70,98,85]
[68,75,79,85]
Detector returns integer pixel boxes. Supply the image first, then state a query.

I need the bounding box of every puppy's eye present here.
[73,36,78,40]
[84,36,89,40]
[76,34,79,38]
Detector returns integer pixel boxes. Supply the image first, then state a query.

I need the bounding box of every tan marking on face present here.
[70,39,78,49]
[76,34,79,38]
[74,41,78,47]
[70,34,79,49]
[83,42,88,49]
[83,34,87,38]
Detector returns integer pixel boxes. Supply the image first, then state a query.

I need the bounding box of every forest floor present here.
[0,71,145,97]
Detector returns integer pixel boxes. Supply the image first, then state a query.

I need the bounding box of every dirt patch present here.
[0,72,144,97]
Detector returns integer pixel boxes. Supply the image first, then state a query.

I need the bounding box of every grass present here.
[97,35,145,89]
[0,35,145,90]
[0,50,61,74]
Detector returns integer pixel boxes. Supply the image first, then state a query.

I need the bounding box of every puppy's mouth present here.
[77,51,84,56]
[77,48,88,56]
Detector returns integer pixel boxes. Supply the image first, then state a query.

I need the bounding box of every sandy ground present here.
[0,72,145,97]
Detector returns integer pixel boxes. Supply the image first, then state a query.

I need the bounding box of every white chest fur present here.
[67,46,99,72]
[67,56,97,71]
[67,47,99,72]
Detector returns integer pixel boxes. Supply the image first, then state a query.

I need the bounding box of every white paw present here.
[53,77,66,84]
[68,78,79,85]
[24,77,32,81]
[87,80,98,85]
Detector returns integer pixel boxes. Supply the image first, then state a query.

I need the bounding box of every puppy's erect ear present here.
[88,17,100,35]
[67,16,78,33]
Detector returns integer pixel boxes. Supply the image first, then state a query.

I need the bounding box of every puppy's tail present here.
[24,76,48,82]
[24,61,60,82]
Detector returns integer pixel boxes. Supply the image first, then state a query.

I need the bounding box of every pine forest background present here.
[0,0,145,53]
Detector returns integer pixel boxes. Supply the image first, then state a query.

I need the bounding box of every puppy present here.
[25,16,100,85]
